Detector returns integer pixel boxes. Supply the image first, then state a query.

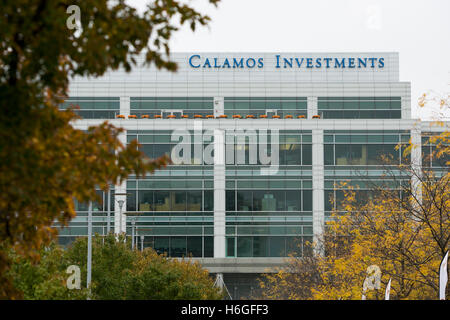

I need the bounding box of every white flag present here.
[385,278,391,300]
[439,251,448,300]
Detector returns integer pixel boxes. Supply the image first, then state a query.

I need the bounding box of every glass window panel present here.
[303,190,312,211]
[186,237,203,257]
[273,191,286,211]
[170,237,187,257]
[252,191,264,211]
[173,191,186,211]
[226,237,235,257]
[187,191,202,211]
[237,237,253,257]
[138,144,153,158]
[335,145,351,165]
[253,237,269,257]
[260,191,278,211]
[154,237,169,255]
[286,237,303,256]
[154,191,170,211]
[335,135,351,143]
[269,237,286,257]
[204,190,214,211]
[204,237,214,257]
[324,190,334,211]
[286,190,301,211]
[302,144,312,165]
[138,191,153,211]
[126,191,136,211]
[237,191,252,211]
[226,190,236,211]
[153,144,172,158]
[324,144,334,165]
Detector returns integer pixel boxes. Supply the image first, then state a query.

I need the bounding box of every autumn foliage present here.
[258,131,449,300]
[0,0,219,299]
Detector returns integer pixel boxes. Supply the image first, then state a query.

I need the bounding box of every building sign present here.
[188,54,385,69]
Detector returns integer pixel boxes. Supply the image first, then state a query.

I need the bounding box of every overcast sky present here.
[128,0,450,120]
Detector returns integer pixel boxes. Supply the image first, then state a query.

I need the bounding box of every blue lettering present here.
[334,58,345,68]
[283,58,293,68]
[315,58,322,68]
[214,58,220,68]
[203,58,211,68]
[368,58,376,68]
[233,58,244,68]
[324,58,332,68]
[246,58,256,68]
[378,57,385,68]
[294,58,304,67]
[222,58,231,68]
[257,58,264,68]
[306,58,313,68]
[275,55,281,68]
[358,58,367,68]
[189,54,201,68]
[348,58,355,68]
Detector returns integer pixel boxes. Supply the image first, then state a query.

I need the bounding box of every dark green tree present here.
[8,234,222,300]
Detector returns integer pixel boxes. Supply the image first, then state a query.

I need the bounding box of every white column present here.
[214,97,224,117]
[120,96,130,117]
[114,130,127,234]
[307,96,318,119]
[312,129,324,253]
[214,129,226,258]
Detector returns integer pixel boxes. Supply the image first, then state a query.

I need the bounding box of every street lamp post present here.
[131,217,136,250]
[87,201,92,298]
[140,235,145,252]
[117,199,124,235]
[114,193,130,238]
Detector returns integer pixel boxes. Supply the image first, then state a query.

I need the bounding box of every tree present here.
[7,234,222,300]
[257,126,449,300]
[0,0,220,299]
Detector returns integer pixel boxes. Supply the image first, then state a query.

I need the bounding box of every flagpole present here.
[439,251,448,300]
[385,278,391,300]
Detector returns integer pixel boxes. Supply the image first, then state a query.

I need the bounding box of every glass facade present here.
[130,97,214,118]
[59,97,120,119]
[422,132,450,168]
[225,130,313,257]
[56,98,440,261]
[56,187,115,246]
[323,130,411,218]
[125,130,214,257]
[318,97,401,119]
[224,97,307,118]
